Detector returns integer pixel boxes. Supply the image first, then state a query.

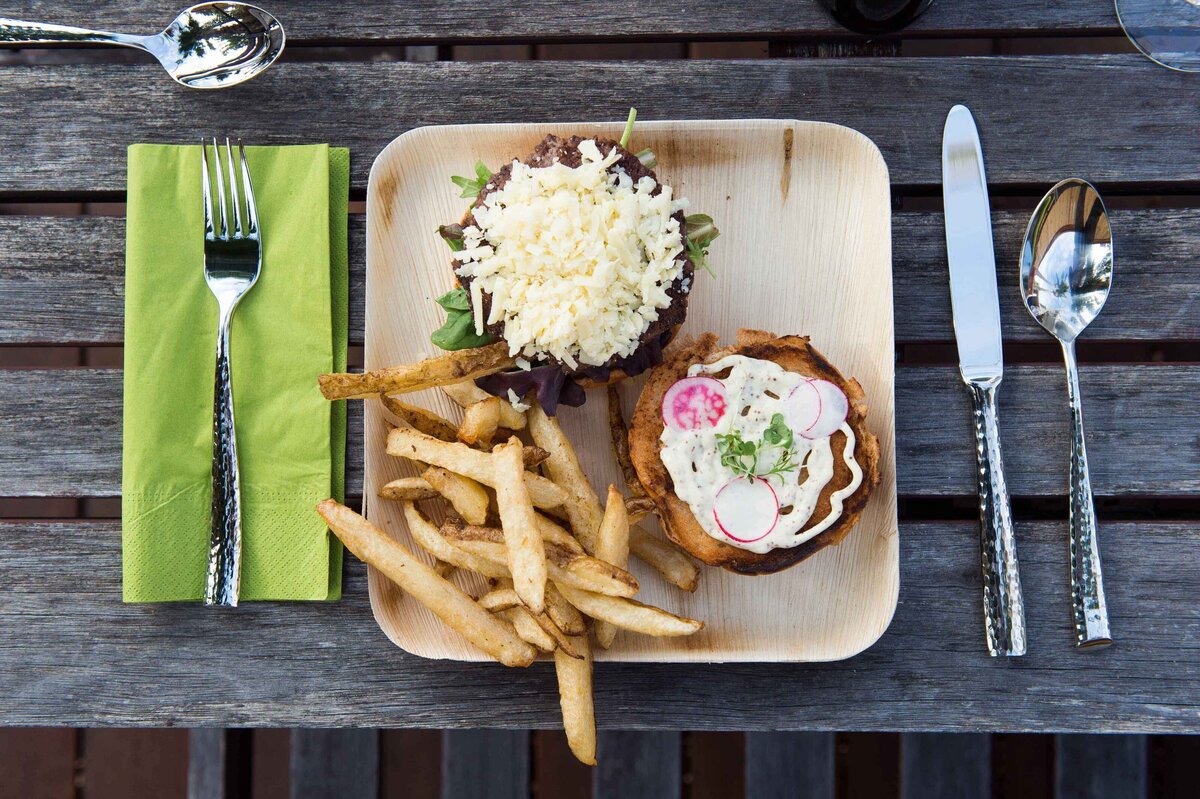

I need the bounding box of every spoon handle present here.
[0,18,144,48]
[1061,340,1112,648]
[966,380,1027,656]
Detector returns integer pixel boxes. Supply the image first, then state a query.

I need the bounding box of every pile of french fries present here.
[318,348,702,765]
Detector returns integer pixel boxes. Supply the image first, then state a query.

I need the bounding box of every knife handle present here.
[966,380,1027,657]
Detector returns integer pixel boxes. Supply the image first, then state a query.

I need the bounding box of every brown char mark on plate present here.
[780,127,795,201]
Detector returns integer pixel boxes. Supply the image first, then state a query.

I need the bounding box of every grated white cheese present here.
[506,389,531,413]
[453,140,686,368]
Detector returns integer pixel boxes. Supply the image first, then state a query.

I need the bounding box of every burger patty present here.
[453,134,694,377]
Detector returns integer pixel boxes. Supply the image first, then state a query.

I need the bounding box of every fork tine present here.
[200,140,214,238]
[238,139,258,237]
[224,137,243,239]
[212,136,229,240]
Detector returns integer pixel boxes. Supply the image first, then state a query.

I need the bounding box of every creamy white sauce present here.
[659,354,864,554]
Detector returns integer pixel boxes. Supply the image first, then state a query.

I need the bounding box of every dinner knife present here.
[942,104,1027,657]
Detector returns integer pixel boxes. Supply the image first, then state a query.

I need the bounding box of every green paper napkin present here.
[122,143,349,602]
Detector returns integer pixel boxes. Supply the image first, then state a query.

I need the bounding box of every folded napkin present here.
[122,143,349,602]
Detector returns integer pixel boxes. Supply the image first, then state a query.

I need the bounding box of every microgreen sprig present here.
[685,214,720,277]
[716,413,799,483]
[450,160,494,200]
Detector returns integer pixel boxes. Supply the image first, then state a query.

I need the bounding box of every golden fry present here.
[387,427,567,510]
[380,395,459,442]
[458,397,502,447]
[630,526,699,593]
[527,401,605,552]
[403,502,508,580]
[545,583,587,636]
[555,634,596,766]
[556,584,704,637]
[494,438,546,613]
[606,385,649,500]
[593,485,631,649]
[317,500,535,667]
[477,587,523,612]
[378,476,440,501]
[450,538,638,598]
[318,342,515,400]
[442,380,528,430]
[422,465,490,526]
[503,607,555,652]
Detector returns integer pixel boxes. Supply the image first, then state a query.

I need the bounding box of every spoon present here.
[0,3,284,89]
[1019,178,1114,649]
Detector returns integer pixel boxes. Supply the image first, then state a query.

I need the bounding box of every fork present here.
[201,138,261,607]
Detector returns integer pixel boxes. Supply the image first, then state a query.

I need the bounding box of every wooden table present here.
[2,2,1198,797]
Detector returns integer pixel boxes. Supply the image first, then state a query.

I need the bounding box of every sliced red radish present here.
[712,477,779,543]
[662,376,727,431]
[801,379,849,440]
[782,379,822,434]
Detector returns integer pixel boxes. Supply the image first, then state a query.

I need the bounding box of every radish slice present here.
[662,376,727,431]
[801,380,849,440]
[782,379,822,434]
[712,477,779,543]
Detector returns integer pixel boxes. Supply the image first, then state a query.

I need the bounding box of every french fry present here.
[630,526,700,592]
[527,400,605,552]
[387,427,567,510]
[503,607,555,652]
[458,397,502,447]
[317,500,536,667]
[555,584,704,637]
[555,634,596,766]
[422,465,489,526]
[593,485,631,649]
[494,438,546,613]
[440,516,581,554]
[450,537,638,598]
[403,502,508,580]
[625,497,657,523]
[545,582,587,636]
[318,342,515,400]
[606,385,649,501]
[442,380,528,430]
[481,590,583,659]
[536,514,586,554]
[378,476,440,501]
[380,395,459,442]
[477,587,522,612]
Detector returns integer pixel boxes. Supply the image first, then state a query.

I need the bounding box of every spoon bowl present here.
[1020,178,1113,342]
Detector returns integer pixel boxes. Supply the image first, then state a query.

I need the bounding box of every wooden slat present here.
[0,2,1119,43]
[531,731,590,799]
[441,730,529,799]
[594,731,682,799]
[1054,735,1147,799]
[1,519,1197,731]
[253,730,291,799]
[0,728,77,799]
[686,732,745,799]
[0,58,1194,194]
[83,729,189,799]
[2,363,1194,497]
[744,733,834,799]
[5,207,1197,346]
[288,730,378,799]
[188,730,251,799]
[380,731,441,799]
[900,733,991,799]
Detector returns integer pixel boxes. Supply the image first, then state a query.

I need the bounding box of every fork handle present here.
[966,379,1027,657]
[1062,340,1111,648]
[205,307,242,607]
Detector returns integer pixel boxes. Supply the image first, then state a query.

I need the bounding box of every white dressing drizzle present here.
[659,354,863,554]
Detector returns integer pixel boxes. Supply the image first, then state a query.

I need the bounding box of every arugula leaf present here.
[685,213,720,277]
[430,287,496,351]
[438,224,465,252]
[450,160,494,200]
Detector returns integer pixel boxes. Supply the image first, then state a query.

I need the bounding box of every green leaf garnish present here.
[716,413,799,483]
[685,213,720,277]
[430,287,496,351]
[619,107,637,149]
[450,160,494,200]
[438,224,465,252]
[635,148,657,169]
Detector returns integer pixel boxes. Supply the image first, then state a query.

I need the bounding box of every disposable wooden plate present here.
[363,120,897,662]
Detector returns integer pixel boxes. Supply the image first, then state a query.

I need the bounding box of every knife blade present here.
[942,104,1027,657]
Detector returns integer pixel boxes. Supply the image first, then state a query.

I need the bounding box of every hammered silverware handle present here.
[0,17,144,47]
[205,306,242,607]
[966,379,1027,657]
[1061,340,1112,648]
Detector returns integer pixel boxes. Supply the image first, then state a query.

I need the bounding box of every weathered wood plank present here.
[594,731,681,799]
[4,207,1196,346]
[188,729,251,799]
[1,519,1197,731]
[441,730,529,799]
[1,364,1194,497]
[0,58,1194,194]
[1054,734,1147,799]
[0,1,1119,43]
[0,728,77,799]
[289,730,378,799]
[900,733,991,799]
[380,730,441,799]
[83,729,189,799]
[744,732,834,799]
[686,732,745,799]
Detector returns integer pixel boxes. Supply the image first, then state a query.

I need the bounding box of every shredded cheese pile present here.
[453,140,686,368]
